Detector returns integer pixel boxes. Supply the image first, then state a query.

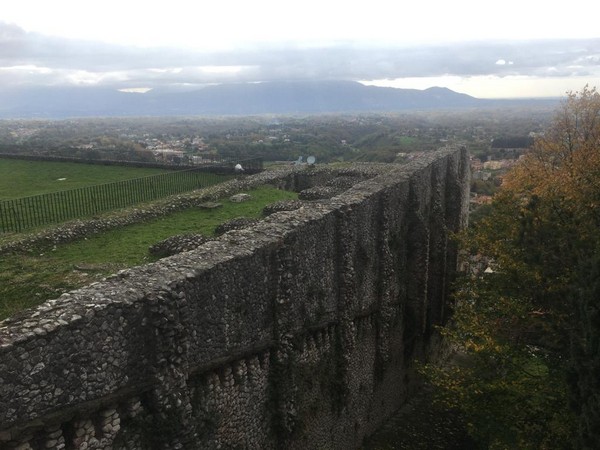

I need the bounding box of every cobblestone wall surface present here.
[0,147,469,449]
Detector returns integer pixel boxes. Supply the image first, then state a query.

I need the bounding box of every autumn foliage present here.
[424,86,600,448]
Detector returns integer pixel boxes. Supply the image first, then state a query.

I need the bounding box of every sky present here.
[1,0,599,98]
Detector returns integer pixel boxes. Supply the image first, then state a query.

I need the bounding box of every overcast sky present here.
[1,0,599,98]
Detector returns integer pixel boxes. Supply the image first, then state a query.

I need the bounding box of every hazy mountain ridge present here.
[0,80,557,118]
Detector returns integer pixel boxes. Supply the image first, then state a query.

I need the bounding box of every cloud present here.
[1,21,599,91]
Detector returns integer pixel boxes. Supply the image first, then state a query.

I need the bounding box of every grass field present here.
[0,159,170,200]
[0,185,298,320]
[0,159,232,232]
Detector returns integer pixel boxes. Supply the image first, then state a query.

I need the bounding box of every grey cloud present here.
[1,22,599,89]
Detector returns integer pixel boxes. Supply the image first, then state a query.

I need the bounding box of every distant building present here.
[472,170,492,181]
[483,160,502,170]
[153,149,184,163]
[471,194,493,205]
[470,158,484,171]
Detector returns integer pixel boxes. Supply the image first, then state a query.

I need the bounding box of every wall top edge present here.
[0,146,467,345]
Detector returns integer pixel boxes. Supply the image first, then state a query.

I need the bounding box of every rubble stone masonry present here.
[0,146,469,449]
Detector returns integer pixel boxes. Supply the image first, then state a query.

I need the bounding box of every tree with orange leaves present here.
[425,86,600,448]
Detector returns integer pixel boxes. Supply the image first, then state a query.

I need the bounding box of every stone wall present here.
[0,146,469,449]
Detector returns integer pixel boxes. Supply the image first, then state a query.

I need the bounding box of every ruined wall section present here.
[0,147,469,449]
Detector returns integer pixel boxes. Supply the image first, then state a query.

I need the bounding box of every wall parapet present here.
[0,146,469,449]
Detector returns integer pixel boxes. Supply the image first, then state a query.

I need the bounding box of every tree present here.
[424,86,600,448]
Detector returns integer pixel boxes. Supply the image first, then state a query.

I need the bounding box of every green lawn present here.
[0,159,170,199]
[0,159,231,233]
[395,135,418,146]
[0,185,298,320]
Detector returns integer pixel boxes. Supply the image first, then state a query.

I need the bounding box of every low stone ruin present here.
[148,234,212,258]
[214,217,260,236]
[262,199,306,217]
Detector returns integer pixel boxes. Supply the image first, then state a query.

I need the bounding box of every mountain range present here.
[0,80,558,118]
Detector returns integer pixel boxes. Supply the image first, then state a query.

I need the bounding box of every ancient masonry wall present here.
[0,147,470,450]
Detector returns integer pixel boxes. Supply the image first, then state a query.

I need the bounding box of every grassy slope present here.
[0,159,170,199]
[0,185,297,320]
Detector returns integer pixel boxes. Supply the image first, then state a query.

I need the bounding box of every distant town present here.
[1,109,547,218]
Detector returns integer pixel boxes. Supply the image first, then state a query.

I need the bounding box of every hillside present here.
[0,81,488,118]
